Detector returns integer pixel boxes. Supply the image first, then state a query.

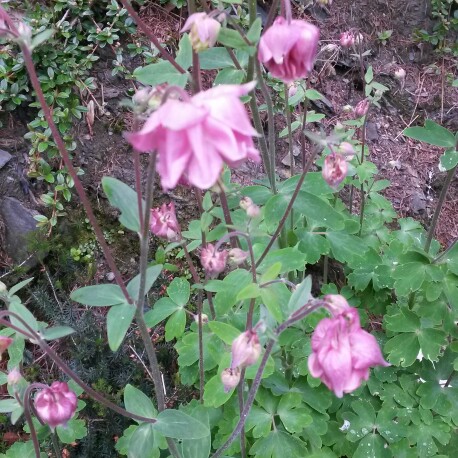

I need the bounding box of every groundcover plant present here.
[0,1,457,457]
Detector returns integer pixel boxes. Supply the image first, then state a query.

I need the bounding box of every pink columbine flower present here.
[231,329,261,369]
[308,295,389,398]
[339,31,355,48]
[200,243,228,278]
[322,153,348,189]
[0,336,13,360]
[126,83,260,190]
[354,99,370,117]
[181,12,221,52]
[150,202,180,242]
[258,16,319,83]
[338,142,355,159]
[221,367,241,392]
[34,382,78,430]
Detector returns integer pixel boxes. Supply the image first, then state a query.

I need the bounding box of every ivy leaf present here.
[249,429,308,457]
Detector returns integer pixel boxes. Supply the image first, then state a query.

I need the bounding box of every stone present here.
[0,149,12,169]
[106,272,115,282]
[0,197,42,268]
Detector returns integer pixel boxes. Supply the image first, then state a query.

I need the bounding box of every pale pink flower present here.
[221,367,241,392]
[0,336,13,360]
[308,297,389,397]
[200,243,228,278]
[354,99,370,117]
[239,196,253,210]
[150,202,180,242]
[228,248,249,265]
[34,382,78,430]
[7,368,22,385]
[338,142,355,159]
[181,12,221,52]
[258,16,319,83]
[339,31,355,48]
[322,153,348,188]
[231,329,261,369]
[126,83,259,190]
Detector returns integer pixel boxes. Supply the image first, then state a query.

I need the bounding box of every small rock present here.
[0,149,12,169]
[0,197,43,267]
[411,191,426,214]
[106,272,115,282]
[366,121,379,142]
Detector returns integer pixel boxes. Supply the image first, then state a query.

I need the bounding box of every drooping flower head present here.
[0,336,13,360]
[308,295,389,397]
[231,329,261,369]
[258,16,319,83]
[354,99,370,117]
[339,31,355,48]
[126,83,260,190]
[200,243,228,278]
[322,153,348,189]
[34,382,78,430]
[150,202,180,242]
[181,12,221,52]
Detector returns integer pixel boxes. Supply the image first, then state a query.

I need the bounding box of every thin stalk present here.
[237,369,247,458]
[23,386,41,458]
[132,117,144,231]
[256,148,319,267]
[255,59,277,193]
[265,0,281,28]
[284,84,294,177]
[357,112,369,236]
[119,0,185,74]
[197,289,205,403]
[323,255,329,285]
[299,85,309,170]
[218,184,239,249]
[425,164,457,253]
[20,45,131,303]
[51,433,61,458]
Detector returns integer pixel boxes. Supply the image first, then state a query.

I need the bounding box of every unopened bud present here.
[322,153,348,189]
[221,367,240,392]
[231,329,261,369]
[338,142,355,159]
[342,105,353,113]
[354,33,364,45]
[181,12,220,53]
[7,368,22,385]
[228,248,249,265]
[0,336,13,360]
[394,68,406,80]
[324,294,351,315]
[354,99,369,117]
[17,22,32,46]
[288,84,298,98]
[246,204,260,219]
[194,313,208,325]
[339,31,355,48]
[239,196,253,210]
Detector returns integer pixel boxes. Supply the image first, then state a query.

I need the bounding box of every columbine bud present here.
[239,196,253,210]
[221,367,241,392]
[354,99,369,117]
[231,329,261,369]
[228,248,249,265]
[181,12,221,53]
[194,313,208,325]
[308,298,389,397]
[150,202,180,242]
[322,153,348,189]
[0,336,13,360]
[246,204,260,218]
[339,31,355,48]
[338,142,355,159]
[354,33,364,45]
[394,68,406,80]
[34,382,78,430]
[7,368,22,385]
[288,84,298,98]
[200,244,228,278]
[133,87,152,106]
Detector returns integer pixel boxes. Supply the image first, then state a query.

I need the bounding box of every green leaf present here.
[102,177,144,232]
[199,47,236,70]
[250,430,308,457]
[257,247,307,274]
[208,321,241,345]
[167,277,190,306]
[152,410,209,439]
[218,28,251,51]
[393,262,426,296]
[260,262,283,283]
[260,282,288,322]
[175,34,192,70]
[237,283,261,301]
[326,232,368,266]
[214,68,246,85]
[127,265,163,302]
[165,308,186,341]
[70,284,125,306]
[39,326,75,341]
[287,275,312,316]
[128,423,156,458]
[384,333,419,366]
[56,418,86,443]
[439,150,458,170]
[8,300,38,334]
[305,89,323,100]
[134,61,188,88]
[124,384,157,421]
[246,405,273,438]
[277,393,313,433]
[365,66,374,84]
[31,29,54,49]
[353,434,390,458]
[178,404,211,458]
[0,398,21,413]
[246,18,262,43]
[203,373,234,407]
[404,120,456,148]
[0,441,45,458]
[144,298,180,327]
[106,304,136,351]
[8,277,34,296]
[296,230,330,264]
[407,419,450,457]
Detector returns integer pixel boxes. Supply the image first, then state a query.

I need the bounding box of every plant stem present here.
[20,44,132,303]
[425,164,457,253]
[22,385,41,458]
[358,112,370,236]
[218,183,239,249]
[284,84,294,177]
[255,59,277,193]
[119,0,185,74]
[51,433,61,458]
[256,148,319,267]
[265,0,281,28]
[237,368,247,458]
